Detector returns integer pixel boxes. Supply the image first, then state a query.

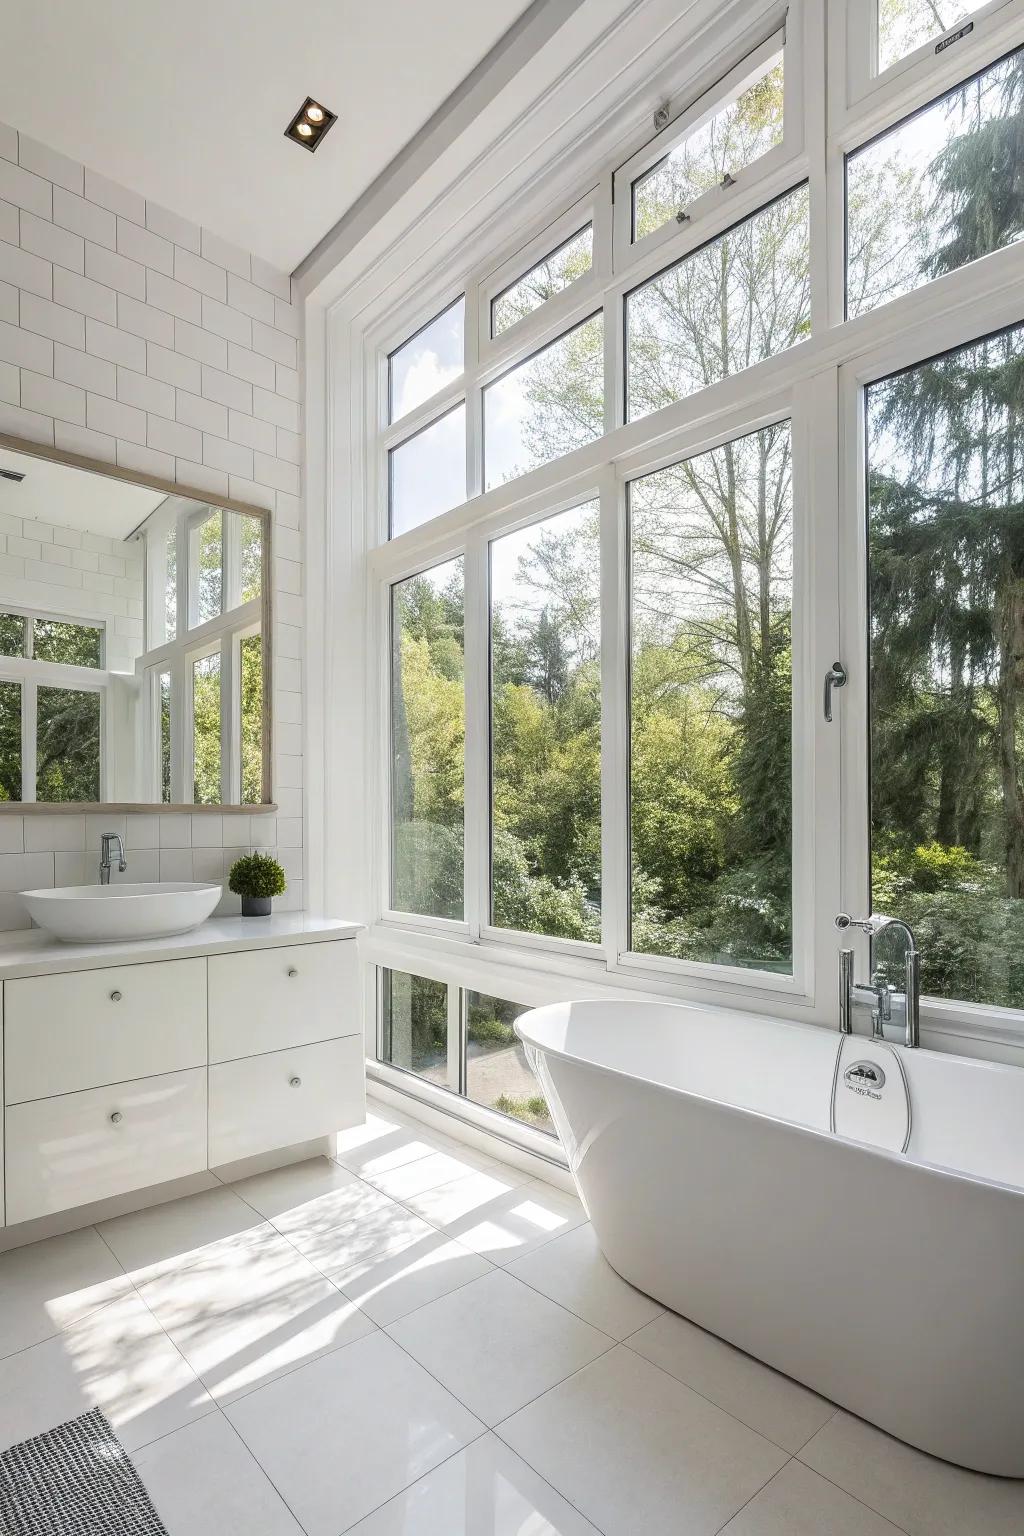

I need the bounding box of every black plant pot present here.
[241,895,272,917]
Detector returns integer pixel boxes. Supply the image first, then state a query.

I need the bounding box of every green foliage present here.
[494,1091,550,1126]
[229,851,286,899]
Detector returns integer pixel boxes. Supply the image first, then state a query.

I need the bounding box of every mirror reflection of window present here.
[190,508,224,627]
[239,632,263,805]
[192,652,222,805]
[36,686,100,803]
[159,670,172,805]
[0,680,22,803]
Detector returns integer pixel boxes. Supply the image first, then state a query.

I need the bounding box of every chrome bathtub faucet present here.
[835,912,920,1048]
[99,833,127,886]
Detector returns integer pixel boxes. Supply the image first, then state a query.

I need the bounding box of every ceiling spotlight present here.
[285,96,336,152]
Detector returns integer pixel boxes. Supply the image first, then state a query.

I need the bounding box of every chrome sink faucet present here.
[99,833,127,885]
[835,912,920,1048]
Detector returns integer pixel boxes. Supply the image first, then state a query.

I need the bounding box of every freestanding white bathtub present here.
[515,998,1024,1477]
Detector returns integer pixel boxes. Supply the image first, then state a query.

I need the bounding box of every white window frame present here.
[829,0,1022,136]
[338,0,1024,1074]
[613,19,800,270]
[479,188,609,360]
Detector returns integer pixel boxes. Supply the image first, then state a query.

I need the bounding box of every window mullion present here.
[464,281,483,504]
[463,531,489,940]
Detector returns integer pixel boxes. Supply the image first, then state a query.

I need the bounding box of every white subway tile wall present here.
[0,121,304,929]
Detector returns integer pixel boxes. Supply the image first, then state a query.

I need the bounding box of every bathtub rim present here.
[515,997,1024,1199]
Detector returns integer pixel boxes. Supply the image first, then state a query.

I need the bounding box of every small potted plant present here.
[229,851,286,916]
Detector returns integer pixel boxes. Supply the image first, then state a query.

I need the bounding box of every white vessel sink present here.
[20,882,222,943]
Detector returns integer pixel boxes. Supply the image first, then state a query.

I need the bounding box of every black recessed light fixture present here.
[285,96,337,152]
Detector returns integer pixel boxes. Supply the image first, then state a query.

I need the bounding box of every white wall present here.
[0,510,143,672]
[0,124,305,928]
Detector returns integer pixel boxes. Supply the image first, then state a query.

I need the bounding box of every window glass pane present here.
[36,686,100,802]
[0,680,22,802]
[389,404,467,539]
[33,619,102,668]
[626,186,810,422]
[878,0,972,73]
[0,613,26,658]
[491,225,594,337]
[466,990,554,1133]
[847,47,1024,319]
[490,502,601,940]
[483,314,604,490]
[239,514,262,605]
[867,320,1024,1008]
[629,423,793,971]
[190,509,223,626]
[389,298,465,424]
[239,632,263,805]
[159,670,172,805]
[379,968,450,1085]
[192,652,221,805]
[165,521,177,642]
[633,51,784,242]
[391,558,465,918]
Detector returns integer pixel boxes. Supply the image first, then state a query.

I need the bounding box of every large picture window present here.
[867,320,1024,1008]
[490,501,601,940]
[390,558,466,918]
[361,0,1024,1078]
[629,424,794,971]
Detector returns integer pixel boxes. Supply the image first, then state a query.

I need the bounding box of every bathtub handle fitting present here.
[835,912,921,1048]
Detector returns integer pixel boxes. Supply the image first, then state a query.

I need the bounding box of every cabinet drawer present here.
[4,1068,207,1225]
[4,959,207,1104]
[208,1035,364,1166]
[208,940,359,1062]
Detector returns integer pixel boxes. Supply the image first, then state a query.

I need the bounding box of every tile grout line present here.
[792,1433,914,1536]
[710,1453,795,1536]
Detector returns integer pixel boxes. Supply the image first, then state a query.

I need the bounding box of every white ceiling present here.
[1,0,534,273]
[0,448,166,540]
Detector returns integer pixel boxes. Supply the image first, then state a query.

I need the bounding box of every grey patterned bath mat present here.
[0,1408,168,1535]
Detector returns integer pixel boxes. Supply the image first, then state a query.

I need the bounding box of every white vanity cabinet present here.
[0,919,363,1232]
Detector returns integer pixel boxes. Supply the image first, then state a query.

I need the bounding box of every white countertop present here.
[0,913,361,979]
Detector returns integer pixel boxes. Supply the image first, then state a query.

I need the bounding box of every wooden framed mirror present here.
[0,432,273,812]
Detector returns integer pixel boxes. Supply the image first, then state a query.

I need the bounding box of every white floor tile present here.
[507,1222,663,1340]
[137,1222,375,1403]
[719,1459,905,1536]
[236,1157,441,1273]
[334,1113,467,1179]
[342,1431,601,1535]
[134,1410,305,1535]
[627,1310,835,1453]
[403,1173,587,1264]
[331,1228,493,1327]
[0,1293,214,1454]
[225,1330,484,1536]
[387,1268,611,1426]
[500,1344,788,1536]
[231,1154,364,1219]
[98,1185,264,1283]
[363,1146,515,1202]
[799,1411,1024,1536]
[0,1226,130,1360]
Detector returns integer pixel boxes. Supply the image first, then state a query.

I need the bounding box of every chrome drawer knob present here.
[287,967,298,978]
[289,1075,302,1088]
[109,1110,123,1125]
[110,990,122,1002]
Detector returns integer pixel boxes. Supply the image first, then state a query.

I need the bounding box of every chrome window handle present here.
[823,661,847,722]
